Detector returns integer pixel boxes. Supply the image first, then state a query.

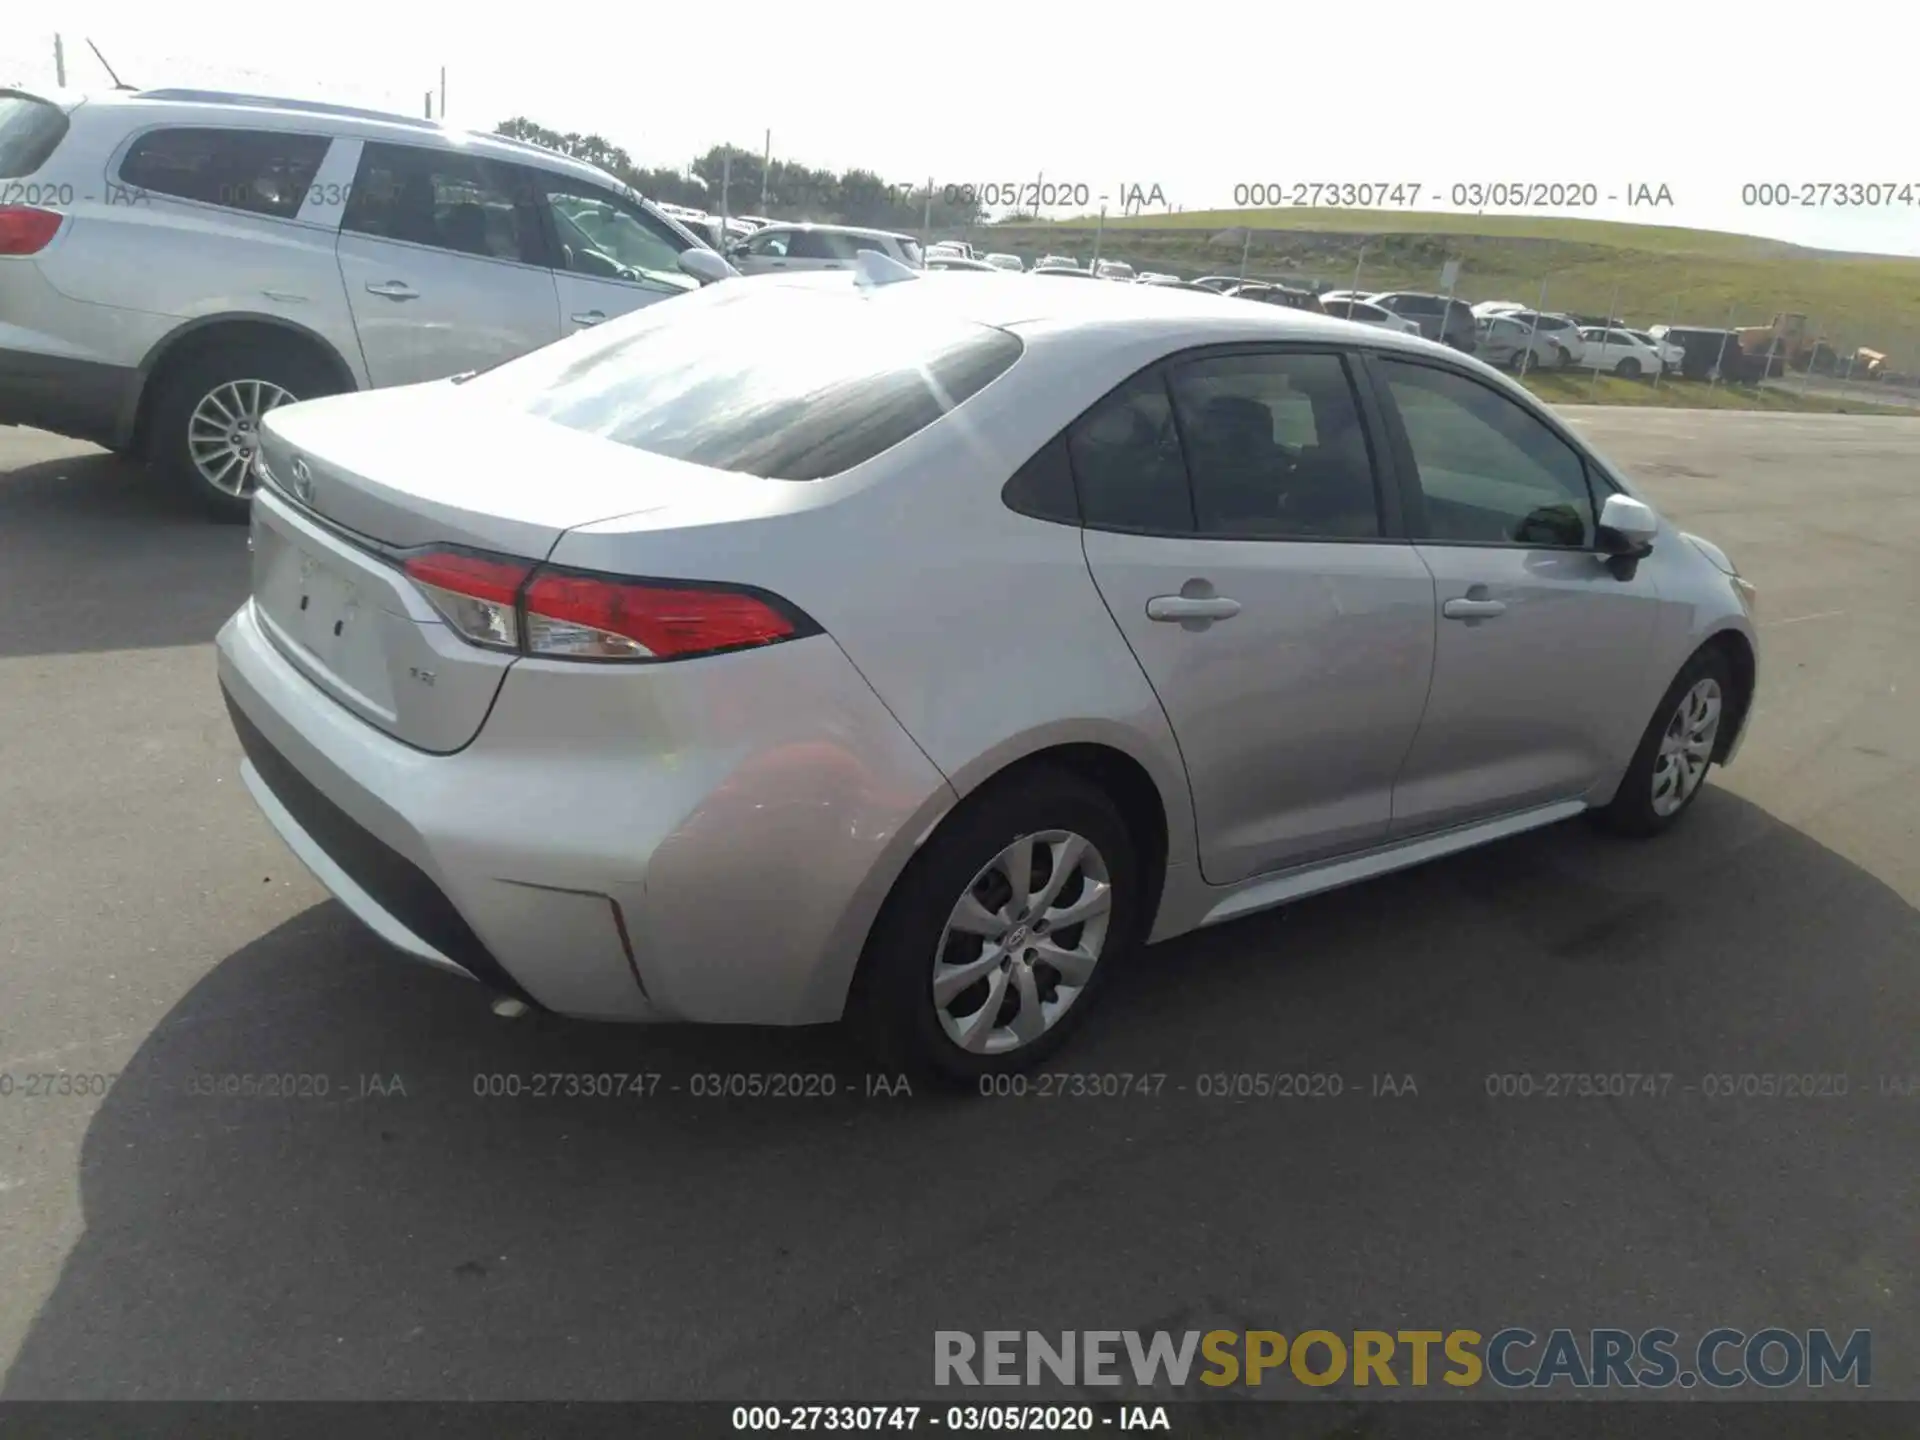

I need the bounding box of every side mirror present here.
[679,248,736,285]
[1596,492,1657,577]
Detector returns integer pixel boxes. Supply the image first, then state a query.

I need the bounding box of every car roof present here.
[759,222,914,241]
[76,87,643,195]
[746,269,1463,358]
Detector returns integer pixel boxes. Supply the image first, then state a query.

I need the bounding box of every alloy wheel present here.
[932,830,1113,1055]
[188,379,296,497]
[1651,678,1722,816]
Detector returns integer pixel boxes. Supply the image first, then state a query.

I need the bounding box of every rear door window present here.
[463,287,1023,480]
[118,127,330,218]
[342,143,544,263]
[0,92,71,177]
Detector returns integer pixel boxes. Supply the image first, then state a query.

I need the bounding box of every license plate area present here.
[252,513,399,719]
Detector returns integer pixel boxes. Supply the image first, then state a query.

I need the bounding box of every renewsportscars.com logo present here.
[934,1328,1871,1391]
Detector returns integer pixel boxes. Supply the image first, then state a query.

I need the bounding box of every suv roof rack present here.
[132,88,441,130]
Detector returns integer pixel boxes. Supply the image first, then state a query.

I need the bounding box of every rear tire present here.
[1590,649,1735,838]
[149,342,343,523]
[847,766,1144,1086]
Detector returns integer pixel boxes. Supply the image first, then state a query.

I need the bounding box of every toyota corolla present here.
[216,261,1758,1079]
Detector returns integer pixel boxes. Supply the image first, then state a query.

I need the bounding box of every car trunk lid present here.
[250,382,800,752]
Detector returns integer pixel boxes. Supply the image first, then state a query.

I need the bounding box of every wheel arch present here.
[130,314,360,457]
[1699,626,1757,763]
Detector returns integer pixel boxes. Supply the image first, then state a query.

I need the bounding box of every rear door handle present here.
[570,310,608,326]
[365,280,418,300]
[1147,595,1242,622]
[1443,598,1507,619]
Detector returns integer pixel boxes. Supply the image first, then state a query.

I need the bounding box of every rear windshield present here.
[466,286,1023,480]
[0,92,70,178]
[898,238,924,266]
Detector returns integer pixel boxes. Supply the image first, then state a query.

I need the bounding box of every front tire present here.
[149,343,341,522]
[1616,358,1643,379]
[1591,649,1734,837]
[847,766,1144,1084]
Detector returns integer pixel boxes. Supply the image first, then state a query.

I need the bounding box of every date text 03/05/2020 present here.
[731,1405,1171,1432]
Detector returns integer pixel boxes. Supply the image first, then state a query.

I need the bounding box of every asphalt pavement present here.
[0,409,1915,1402]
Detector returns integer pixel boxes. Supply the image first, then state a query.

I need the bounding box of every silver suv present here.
[0,85,732,519]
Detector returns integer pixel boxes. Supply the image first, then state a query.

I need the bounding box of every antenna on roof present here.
[853,249,920,289]
[85,39,135,91]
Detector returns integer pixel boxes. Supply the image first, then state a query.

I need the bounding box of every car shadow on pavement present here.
[0,449,249,659]
[6,790,1918,1401]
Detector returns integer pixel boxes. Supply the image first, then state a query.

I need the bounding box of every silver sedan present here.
[217,268,1759,1080]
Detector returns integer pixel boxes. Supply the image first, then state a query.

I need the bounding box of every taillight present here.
[400,548,812,662]
[0,206,64,256]
[522,571,798,659]
[403,551,531,651]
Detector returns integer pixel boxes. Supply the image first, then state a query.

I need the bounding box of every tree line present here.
[494,118,990,232]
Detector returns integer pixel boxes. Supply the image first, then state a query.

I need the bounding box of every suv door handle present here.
[365,281,418,300]
[1443,597,1507,619]
[1147,595,1242,622]
[570,310,608,326]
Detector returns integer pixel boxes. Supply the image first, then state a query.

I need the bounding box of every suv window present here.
[343,144,541,262]
[0,92,71,178]
[1167,353,1380,539]
[118,127,330,219]
[824,231,888,261]
[1379,359,1595,548]
[1386,294,1442,314]
[538,179,695,291]
[746,228,792,257]
[898,238,924,265]
[786,230,839,260]
[1066,370,1193,532]
[466,286,1023,481]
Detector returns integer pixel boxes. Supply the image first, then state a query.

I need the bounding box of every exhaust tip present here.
[490,996,531,1019]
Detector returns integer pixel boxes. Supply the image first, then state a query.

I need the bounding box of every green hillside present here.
[981,209,1920,364]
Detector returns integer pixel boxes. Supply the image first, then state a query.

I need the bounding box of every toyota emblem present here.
[289,457,313,503]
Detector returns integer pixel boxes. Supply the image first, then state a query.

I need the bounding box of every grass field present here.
[981,209,1920,373]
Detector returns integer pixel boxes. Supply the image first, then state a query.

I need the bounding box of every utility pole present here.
[439,67,446,120]
[424,92,432,119]
[719,149,731,238]
[760,130,770,211]
[54,34,66,87]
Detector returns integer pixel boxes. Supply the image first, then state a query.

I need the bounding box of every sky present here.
[7,0,1920,256]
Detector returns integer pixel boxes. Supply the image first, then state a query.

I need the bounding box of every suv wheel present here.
[1615,357,1643,379]
[1591,649,1734,837]
[848,766,1143,1084]
[150,344,341,522]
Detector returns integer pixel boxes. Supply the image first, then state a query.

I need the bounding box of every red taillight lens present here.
[399,547,809,661]
[522,572,799,660]
[402,551,532,650]
[0,206,64,256]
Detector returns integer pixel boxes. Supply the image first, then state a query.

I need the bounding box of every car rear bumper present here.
[216,596,957,1025]
[0,346,140,447]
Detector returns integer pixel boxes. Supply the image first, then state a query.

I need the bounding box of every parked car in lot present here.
[1369,292,1479,351]
[1619,327,1686,374]
[1650,326,1759,381]
[1192,276,1243,292]
[1475,313,1572,371]
[925,255,1002,272]
[982,252,1024,272]
[1499,311,1587,366]
[1093,260,1135,280]
[1577,327,1665,378]
[0,84,732,520]
[218,264,1758,1079]
[1034,254,1080,271]
[1320,297,1421,334]
[1227,284,1325,313]
[1471,300,1529,319]
[730,223,924,275]
[1030,266,1099,278]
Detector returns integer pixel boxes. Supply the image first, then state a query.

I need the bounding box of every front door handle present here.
[1443,597,1507,619]
[570,310,608,326]
[365,280,418,300]
[1147,595,1242,622]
